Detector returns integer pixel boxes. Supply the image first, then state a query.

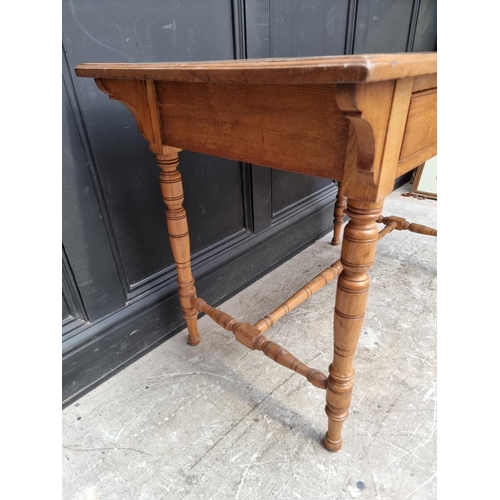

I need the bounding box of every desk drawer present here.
[397,88,437,176]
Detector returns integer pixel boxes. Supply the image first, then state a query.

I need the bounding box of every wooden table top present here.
[75,52,436,84]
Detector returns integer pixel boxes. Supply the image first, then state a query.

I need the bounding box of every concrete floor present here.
[62,184,437,500]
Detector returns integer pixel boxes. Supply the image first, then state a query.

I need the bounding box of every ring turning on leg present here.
[331,181,347,246]
[157,152,200,346]
[324,199,383,451]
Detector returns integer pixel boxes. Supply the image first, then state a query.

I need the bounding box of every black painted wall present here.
[62,0,436,404]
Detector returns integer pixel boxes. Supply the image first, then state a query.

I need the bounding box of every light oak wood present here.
[253,221,402,334]
[157,151,200,346]
[75,52,437,453]
[84,60,436,195]
[332,208,437,245]
[399,89,437,165]
[332,181,347,246]
[377,220,398,240]
[193,298,328,389]
[155,82,348,179]
[412,73,437,92]
[336,77,415,202]
[76,52,437,84]
[331,198,437,249]
[254,261,344,333]
[324,199,384,452]
[377,215,437,237]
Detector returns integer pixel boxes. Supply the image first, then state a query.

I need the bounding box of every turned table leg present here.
[331,181,347,246]
[157,152,200,346]
[324,199,383,451]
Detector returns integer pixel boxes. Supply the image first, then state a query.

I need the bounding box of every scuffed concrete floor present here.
[62,184,437,500]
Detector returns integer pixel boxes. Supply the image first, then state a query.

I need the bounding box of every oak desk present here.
[75,53,437,452]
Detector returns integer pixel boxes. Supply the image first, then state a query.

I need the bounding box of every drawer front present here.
[397,88,437,176]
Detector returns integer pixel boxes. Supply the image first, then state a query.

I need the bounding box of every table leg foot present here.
[184,310,201,346]
[323,434,342,452]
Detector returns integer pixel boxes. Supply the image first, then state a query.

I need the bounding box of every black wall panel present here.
[353,0,415,54]
[269,1,349,57]
[63,67,125,322]
[413,0,437,52]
